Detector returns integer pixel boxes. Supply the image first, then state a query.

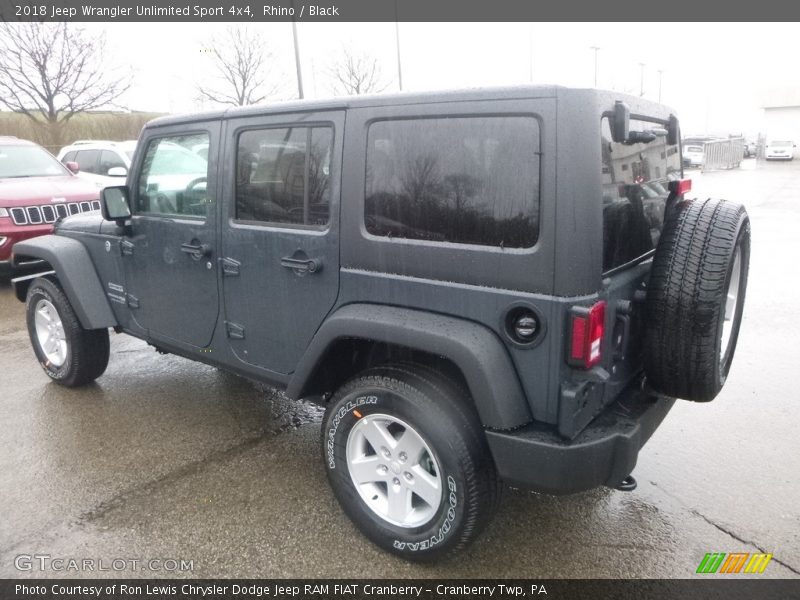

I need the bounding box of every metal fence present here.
[702,138,745,171]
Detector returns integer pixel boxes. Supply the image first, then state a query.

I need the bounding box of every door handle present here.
[280,255,322,274]
[181,242,212,260]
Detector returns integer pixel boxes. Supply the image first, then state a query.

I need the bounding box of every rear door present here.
[220,110,343,374]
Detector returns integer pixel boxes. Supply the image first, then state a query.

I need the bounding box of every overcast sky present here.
[86,22,800,137]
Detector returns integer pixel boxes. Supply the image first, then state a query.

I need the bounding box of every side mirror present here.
[107,166,128,177]
[611,101,630,143]
[101,186,132,225]
[65,161,80,174]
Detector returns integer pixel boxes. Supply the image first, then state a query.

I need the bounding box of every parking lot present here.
[1,158,798,579]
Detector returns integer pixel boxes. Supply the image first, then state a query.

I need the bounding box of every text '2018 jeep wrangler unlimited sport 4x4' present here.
[12,87,750,561]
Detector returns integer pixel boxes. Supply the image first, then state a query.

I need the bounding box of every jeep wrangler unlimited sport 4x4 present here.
[12,87,750,561]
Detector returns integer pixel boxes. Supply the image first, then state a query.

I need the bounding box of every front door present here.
[220,111,343,374]
[123,123,220,348]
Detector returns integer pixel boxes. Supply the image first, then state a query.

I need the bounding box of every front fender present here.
[12,235,117,330]
[288,304,532,430]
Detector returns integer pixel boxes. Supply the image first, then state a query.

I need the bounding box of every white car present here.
[683,144,704,167]
[764,140,795,160]
[57,140,137,187]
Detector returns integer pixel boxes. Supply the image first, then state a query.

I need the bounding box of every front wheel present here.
[322,364,498,561]
[26,277,110,387]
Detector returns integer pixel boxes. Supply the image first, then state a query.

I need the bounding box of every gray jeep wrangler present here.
[12,86,750,561]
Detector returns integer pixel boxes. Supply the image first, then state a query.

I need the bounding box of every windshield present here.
[770,141,792,147]
[686,146,704,153]
[0,145,69,178]
[601,117,682,272]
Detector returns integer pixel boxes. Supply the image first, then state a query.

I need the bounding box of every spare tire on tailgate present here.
[644,198,750,402]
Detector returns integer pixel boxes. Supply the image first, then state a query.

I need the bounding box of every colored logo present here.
[696,552,773,574]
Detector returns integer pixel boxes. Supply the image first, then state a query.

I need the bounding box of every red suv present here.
[0,137,100,268]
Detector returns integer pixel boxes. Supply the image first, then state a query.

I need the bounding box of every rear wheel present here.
[26,277,110,387]
[644,198,750,401]
[322,364,498,561]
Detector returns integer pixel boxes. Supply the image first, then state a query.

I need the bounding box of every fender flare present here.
[12,235,117,330]
[288,304,532,430]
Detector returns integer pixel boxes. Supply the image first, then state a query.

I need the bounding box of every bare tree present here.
[198,27,279,107]
[0,23,130,146]
[329,47,389,96]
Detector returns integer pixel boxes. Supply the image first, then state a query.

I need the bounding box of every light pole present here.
[638,62,646,97]
[590,46,600,88]
[529,24,535,83]
[657,69,663,102]
[394,0,403,91]
[292,20,304,99]
[395,21,403,91]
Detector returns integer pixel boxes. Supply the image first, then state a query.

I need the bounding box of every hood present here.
[55,213,105,234]
[0,175,100,206]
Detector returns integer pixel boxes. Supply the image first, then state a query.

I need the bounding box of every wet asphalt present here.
[0,158,798,579]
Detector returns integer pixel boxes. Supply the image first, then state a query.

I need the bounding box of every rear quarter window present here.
[365,116,541,249]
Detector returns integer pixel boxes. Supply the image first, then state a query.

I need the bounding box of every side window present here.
[136,133,210,217]
[365,116,540,248]
[62,151,76,163]
[75,149,99,174]
[99,150,126,175]
[235,126,332,227]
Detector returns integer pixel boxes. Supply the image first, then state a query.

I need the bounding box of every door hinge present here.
[120,240,135,256]
[221,257,241,276]
[127,294,140,309]
[225,321,245,339]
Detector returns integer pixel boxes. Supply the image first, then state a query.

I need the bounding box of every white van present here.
[764,139,795,160]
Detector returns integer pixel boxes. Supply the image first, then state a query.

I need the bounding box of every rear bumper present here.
[486,384,675,494]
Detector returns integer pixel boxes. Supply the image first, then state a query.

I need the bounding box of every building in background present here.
[761,88,800,144]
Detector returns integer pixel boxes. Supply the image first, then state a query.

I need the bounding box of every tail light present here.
[668,178,692,196]
[568,300,606,369]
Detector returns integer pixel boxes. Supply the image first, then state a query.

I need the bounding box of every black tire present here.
[322,363,498,561]
[644,198,750,401]
[26,277,110,387]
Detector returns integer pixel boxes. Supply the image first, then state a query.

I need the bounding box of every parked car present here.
[0,136,100,270]
[12,87,750,562]
[764,140,795,160]
[683,144,705,167]
[57,140,137,187]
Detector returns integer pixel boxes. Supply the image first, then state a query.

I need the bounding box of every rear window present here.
[365,116,540,248]
[686,145,703,153]
[601,118,682,272]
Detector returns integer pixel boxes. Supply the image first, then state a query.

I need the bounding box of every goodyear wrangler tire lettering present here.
[393,476,458,551]
[326,395,377,469]
[321,364,498,562]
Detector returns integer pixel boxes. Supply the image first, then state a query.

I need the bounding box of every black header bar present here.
[2,579,800,600]
[2,0,800,22]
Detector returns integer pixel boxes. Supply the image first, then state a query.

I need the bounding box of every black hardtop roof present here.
[144,85,676,129]
[145,85,564,129]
